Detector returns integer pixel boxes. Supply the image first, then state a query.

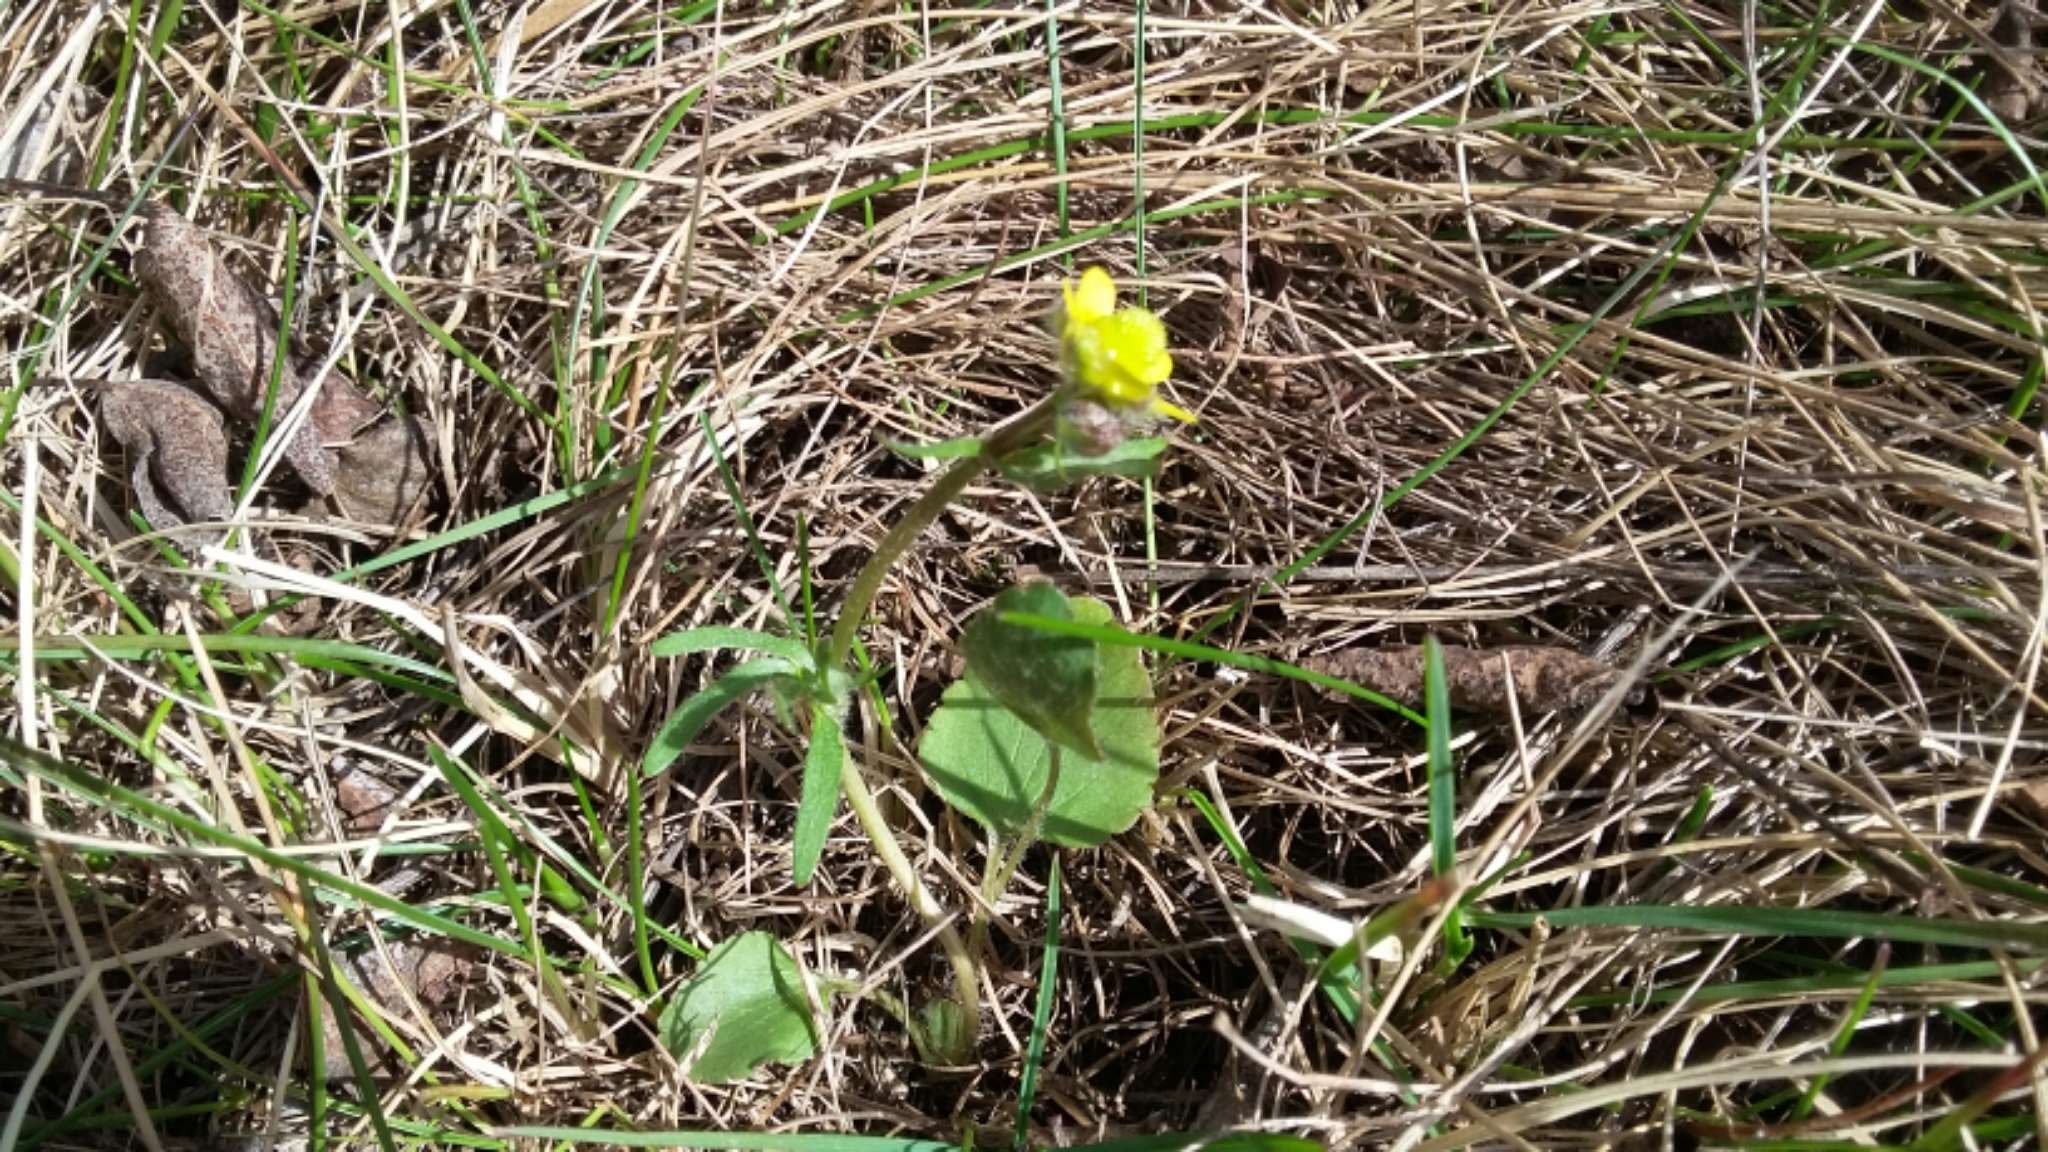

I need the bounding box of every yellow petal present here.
[1100,309,1172,388]
[1066,266,1117,324]
[1150,398,1198,424]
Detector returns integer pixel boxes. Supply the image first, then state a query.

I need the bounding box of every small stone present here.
[312,940,472,1079]
[333,767,400,834]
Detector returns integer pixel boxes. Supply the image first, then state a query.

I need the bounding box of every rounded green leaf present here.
[658,932,819,1083]
[920,596,1159,847]
[960,582,1100,760]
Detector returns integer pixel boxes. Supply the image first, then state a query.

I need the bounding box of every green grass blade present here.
[1423,638,1472,970]
[796,511,817,650]
[20,974,295,1148]
[997,608,1423,725]
[604,346,676,636]
[27,631,452,685]
[1424,638,1454,878]
[0,739,525,959]
[701,410,798,627]
[1834,39,2046,213]
[429,744,580,1024]
[1789,945,1887,1122]
[1043,0,1067,254]
[239,207,298,503]
[339,463,633,584]
[1568,956,2041,1011]
[568,84,705,482]
[1180,786,1364,1027]
[1013,854,1061,1150]
[1130,0,1147,294]
[300,896,401,1152]
[624,710,660,996]
[1470,904,2048,952]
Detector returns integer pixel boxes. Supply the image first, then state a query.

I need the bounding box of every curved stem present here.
[969,745,1060,960]
[824,455,985,672]
[820,394,1060,1043]
[823,396,1058,672]
[977,746,1061,927]
[838,749,980,1021]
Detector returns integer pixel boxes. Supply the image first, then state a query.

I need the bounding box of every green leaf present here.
[888,434,986,460]
[1424,637,1473,971]
[961,583,1099,760]
[643,658,795,778]
[920,596,1158,847]
[995,437,1166,492]
[649,626,813,668]
[792,702,844,887]
[658,931,819,1084]
[916,997,974,1066]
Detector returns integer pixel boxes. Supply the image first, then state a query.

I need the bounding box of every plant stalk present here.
[970,746,1061,959]
[823,397,1058,672]
[837,747,981,1023]
[820,394,1060,1043]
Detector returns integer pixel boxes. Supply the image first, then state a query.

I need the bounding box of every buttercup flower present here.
[1057,266,1192,423]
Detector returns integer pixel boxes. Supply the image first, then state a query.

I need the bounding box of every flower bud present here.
[1056,398,1127,457]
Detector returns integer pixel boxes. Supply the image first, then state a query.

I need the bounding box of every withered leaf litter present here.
[2,176,435,534]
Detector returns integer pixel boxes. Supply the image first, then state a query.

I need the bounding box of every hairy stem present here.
[820,395,1060,1040]
[824,455,984,671]
[970,745,1061,958]
[823,396,1058,671]
[838,747,980,1021]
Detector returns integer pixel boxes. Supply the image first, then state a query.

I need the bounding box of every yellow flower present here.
[1058,267,1192,423]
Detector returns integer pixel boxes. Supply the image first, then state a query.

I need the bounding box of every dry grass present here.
[3,0,2047,1148]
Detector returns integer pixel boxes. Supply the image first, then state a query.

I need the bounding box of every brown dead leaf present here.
[313,940,472,1079]
[1306,644,1619,715]
[1984,0,2039,124]
[328,414,435,532]
[134,203,339,494]
[98,379,233,526]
